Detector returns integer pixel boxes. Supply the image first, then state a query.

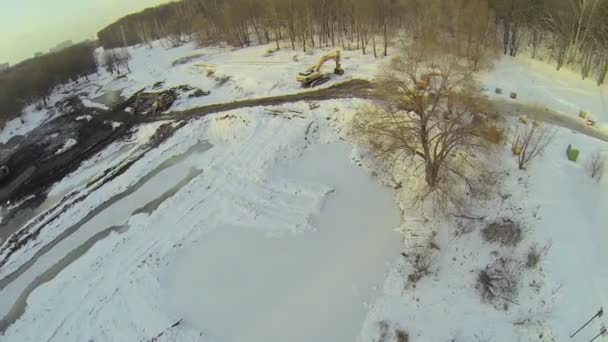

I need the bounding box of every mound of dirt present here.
[118,89,178,115]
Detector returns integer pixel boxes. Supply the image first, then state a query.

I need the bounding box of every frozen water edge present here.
[0,141,212,330]
[165,143,402,342]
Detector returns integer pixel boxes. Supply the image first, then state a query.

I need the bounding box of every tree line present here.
[3,0,607,126]
[490,0,608,84]
[97,0,498,63]
[98,0,608,84]
[0,43,98,125]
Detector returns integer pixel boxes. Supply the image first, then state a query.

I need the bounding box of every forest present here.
[98,0,608,85]
[2,0,608,125]
[0,43,98,122]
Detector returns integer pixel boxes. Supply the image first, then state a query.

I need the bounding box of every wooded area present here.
[2,0,608,125]
[0,43,97,122]
[98,0,608,83]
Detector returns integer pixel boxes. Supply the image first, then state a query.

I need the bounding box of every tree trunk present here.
[503,18,510,55]
[597,53,608,85]
[275,27,280,50]
[372,32,377,58]
[581,49,593,80]
[383,21,388,57]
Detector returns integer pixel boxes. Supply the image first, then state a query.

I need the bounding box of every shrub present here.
[588,151,605,181]
[525,245,541,268]
[476,256,521,309]
[395,329,409,342]
[481,219,523,247]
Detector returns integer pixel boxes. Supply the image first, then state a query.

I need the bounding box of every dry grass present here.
[481,219,523,247]
[377,321,409,342]
[212,75,231,87]
[588,151,605,182]
[476,256,521,310]
[378,321,390,342]
[405,235,438,286]
[471,113,505,145]
[525,242,551,269]
[479,125,504,144]
[395,329,409,342]
[407,251,433,285]
[525,245,541,268]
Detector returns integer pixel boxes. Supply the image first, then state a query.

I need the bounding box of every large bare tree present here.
[353,44,483,208]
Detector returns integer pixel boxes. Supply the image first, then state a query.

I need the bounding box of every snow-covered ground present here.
[479,55,608,124]
[167,143,401,342]
[87,41,386,112]
[0,40,607,342]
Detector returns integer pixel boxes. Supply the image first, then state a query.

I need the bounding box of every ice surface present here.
[166,143,401,342]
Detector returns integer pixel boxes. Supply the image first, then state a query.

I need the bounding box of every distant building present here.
[50,40,73,53]
[35,52,44,57]
[0,63,8,71]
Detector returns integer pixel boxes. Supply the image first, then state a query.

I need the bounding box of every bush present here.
[395,329,409,342]
[189,88,211,98]
[476,256,521,309]
[212,75,231,87]
[588,151,605,181]
[481,219,523,247]
[525,242,551,269]
[377,321,409,342]
[479,125,504,144]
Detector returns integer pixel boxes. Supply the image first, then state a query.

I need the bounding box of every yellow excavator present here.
[297,50,345,88]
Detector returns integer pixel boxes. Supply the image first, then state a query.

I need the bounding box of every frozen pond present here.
[0,142,211,331]
[166,143,402,342]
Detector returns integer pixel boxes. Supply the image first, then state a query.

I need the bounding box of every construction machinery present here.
[401,72,447,111]
[297,50,344,88]
[415,72,445,90]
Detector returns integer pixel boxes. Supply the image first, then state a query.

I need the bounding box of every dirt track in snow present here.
[480,97,608,142]
[143,78,608,142]
[143,79,375,122]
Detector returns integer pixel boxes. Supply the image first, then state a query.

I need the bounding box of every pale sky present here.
[0,0,172,65]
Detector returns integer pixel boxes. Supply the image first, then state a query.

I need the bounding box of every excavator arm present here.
[297,50,344,87]
[310,50,341,72]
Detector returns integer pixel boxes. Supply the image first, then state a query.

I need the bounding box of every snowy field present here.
[0,40,607,341]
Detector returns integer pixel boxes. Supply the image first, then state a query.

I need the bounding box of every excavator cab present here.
[297,50,344,88]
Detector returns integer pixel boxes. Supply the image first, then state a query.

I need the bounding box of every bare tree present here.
[352,44,482,209]
[102,50,118,74]
[512,122,553,170]
[588,151,605,181]
[116,48,132,73]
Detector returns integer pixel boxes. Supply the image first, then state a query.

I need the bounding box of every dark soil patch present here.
[0,97,133,206]
[144,79,375,123]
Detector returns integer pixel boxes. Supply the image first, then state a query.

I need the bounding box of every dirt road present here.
[480,97,608,142]
[143,79,375,122]
[143,79,607,142]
